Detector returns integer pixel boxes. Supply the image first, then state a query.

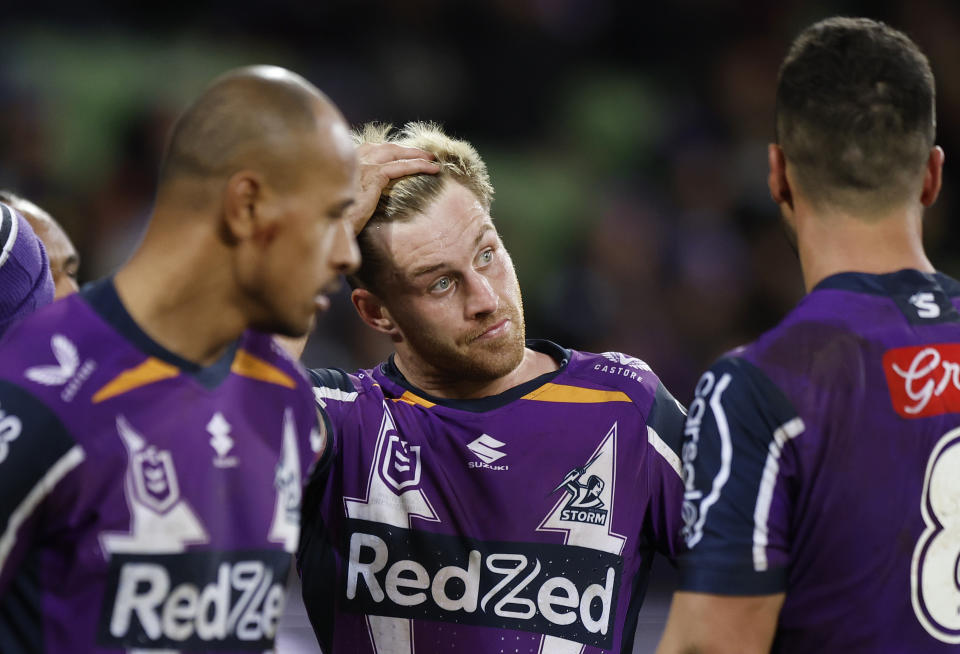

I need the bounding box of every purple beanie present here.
[0,202,55,339]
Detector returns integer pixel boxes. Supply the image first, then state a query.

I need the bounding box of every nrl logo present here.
[117,415,181,514]
[601,352,650,371]
[379,432,422,493]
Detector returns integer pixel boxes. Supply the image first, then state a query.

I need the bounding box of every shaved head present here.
[158,65,345,195]
[124,64,359,340]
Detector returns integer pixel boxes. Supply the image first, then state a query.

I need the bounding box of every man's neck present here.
[797,203,933,292]
[393,346,560,400]
[114,217,247,367]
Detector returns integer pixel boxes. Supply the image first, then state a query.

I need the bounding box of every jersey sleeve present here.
[643,381,687,559]
[0,380,84,596]
[299,367,359,573]
[677,356,804,595]
[305,367,360,460]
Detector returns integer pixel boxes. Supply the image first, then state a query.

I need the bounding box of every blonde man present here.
[297,122,688,654]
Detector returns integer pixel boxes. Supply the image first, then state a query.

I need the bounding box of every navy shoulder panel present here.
[678,356,802,595]
[647,381,686,461]
[714,356,797,426]
[0,548,43,653]
[938,272,960,298]
[0,381,79,523]
[0,380,83,586]
[307,367,357,394]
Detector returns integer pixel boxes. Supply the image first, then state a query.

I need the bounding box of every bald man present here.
[0,66,436,653]
[0,191,80,299]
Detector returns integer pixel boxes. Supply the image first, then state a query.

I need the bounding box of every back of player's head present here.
[158,65,336,198]
[349,122,494,292]
[776,17,935,212]
[0,202,54,338]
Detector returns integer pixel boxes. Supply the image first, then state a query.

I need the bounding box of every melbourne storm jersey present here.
[678,270,960,653]
[0,280,320,653]
[299,340,686,654]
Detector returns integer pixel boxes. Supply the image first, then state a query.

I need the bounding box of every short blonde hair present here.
[350,122,494,291]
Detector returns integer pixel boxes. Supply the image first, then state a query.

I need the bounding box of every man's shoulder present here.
[0,305,90,486]
[744,269,960,366]
[558,347,686,450]
[307,366,358,391]
[0,294,104,386]
[306,364,384,411]
[236,330,314,391]
[561,347,666,404]
[733,283,915,405]
[712,285,909,432]
[0,295,147,450]
[307,363,380,390]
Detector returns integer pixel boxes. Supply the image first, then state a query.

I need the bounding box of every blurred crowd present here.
[2,0,958,399]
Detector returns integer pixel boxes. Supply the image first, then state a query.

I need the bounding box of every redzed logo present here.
[883,344,960,418]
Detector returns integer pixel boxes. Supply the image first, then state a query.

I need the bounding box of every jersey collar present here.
[81,277,240,389]
[812,269,960,298]
[378,339,571,412]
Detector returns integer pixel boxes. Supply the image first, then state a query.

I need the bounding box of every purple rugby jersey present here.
[0,279,320,653]
[679,270,960,653]
[299,340,686,654]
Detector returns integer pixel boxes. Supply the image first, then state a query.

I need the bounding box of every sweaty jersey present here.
[0,280,320,653]
[678,270,960,653]
[298,340,686,654]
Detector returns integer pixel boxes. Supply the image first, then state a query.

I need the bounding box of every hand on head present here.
[348,143,440,235]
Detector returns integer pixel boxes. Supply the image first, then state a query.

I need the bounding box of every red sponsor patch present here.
[883,344,960,418]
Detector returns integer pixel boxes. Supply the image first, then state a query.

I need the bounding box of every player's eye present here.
[430,277,452,293]
[63,259,80,279]
[477,249,494,266]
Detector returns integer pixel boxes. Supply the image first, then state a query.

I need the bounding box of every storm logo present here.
[552,452,608,526]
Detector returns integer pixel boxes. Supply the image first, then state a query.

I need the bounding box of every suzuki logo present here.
[467,434,506,464]
[206,412,238,468]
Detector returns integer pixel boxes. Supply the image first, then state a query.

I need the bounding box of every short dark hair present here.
[776,17,935,210]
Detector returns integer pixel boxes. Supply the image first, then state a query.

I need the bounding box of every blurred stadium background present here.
[2,1,957,651]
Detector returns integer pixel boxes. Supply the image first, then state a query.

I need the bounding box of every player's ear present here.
[352,288,399,336]
[222,170,271,242]
[920,145,945,207]
[767,144,793,211]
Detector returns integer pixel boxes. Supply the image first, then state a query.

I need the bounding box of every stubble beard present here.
[406,299,527,385]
